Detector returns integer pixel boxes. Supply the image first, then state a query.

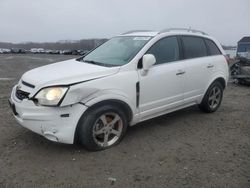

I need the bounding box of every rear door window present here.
[182,36,207,59]
[205,39,222,55]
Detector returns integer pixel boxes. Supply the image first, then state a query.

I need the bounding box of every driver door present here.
[138,36,185,120]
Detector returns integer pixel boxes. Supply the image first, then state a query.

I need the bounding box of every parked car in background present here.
[71,50,78,55]
[6,49,12,53]
[237,36,250,58]
[30,48,37,53]
[79,50,89,56]
[37,48,45,54]
[30,48,39,53]
[230,57,250,84]
[50,50,60,54]
[45,49,53,54]
[62,50,73,55]
[9,28,229,151]
[230,37,250,85]
[0,49,3,54]
[27,48,86,55]
[11,48,26,53]
[30,48,45,54]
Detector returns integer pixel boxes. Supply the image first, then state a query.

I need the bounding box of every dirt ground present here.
[0,54,249,188]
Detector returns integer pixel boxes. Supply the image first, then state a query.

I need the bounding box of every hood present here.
[21,59,120,88]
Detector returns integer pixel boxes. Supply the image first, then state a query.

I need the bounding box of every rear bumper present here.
[9,86,88,144]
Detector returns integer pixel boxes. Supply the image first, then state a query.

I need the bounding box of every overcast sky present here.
[0,0,249,45]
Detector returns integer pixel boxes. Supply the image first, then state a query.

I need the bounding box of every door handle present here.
[176,70,186,75]
[207,64,214,68]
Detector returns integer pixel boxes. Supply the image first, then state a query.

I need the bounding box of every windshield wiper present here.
[83,60,117,67]
[84,60,103,65]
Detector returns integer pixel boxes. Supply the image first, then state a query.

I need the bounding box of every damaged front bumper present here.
[9,86,88,144]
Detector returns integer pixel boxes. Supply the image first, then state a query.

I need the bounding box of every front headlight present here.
[34,87,68,106]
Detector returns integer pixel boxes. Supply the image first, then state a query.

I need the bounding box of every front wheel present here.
[199,81,224,113]
[77,105,128,151]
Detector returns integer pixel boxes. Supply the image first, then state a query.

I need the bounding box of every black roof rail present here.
[159,28,208,35]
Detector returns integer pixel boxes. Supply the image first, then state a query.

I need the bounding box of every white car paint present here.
[9,30,229,144]
[22,59,120,91]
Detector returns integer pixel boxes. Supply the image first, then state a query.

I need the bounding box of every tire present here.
[199,81,224,113]
[76,104,128,151]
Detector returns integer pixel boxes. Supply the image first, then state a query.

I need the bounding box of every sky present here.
[0,0,249,45]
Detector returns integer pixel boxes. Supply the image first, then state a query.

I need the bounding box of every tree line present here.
[0,38,108,50]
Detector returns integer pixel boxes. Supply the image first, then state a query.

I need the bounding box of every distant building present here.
[237,36,250,59]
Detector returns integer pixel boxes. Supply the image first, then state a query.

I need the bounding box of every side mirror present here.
[142,54,156,75]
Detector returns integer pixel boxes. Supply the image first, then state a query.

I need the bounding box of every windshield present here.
[81,36,152,66]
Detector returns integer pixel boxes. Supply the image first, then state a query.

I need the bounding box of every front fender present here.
[83,89,137,111]
[81,89,139,124]
[60,86,99,107]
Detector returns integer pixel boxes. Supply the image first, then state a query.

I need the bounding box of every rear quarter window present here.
[182,36,207,59]
[205,39,222,55]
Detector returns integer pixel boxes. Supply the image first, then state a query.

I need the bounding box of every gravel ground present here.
[0,54,249,188]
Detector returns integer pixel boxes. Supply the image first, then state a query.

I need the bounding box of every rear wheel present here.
[199,81,223,113]
[77,105,128,151]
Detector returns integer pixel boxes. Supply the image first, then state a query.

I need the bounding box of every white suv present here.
[9,29,229,150]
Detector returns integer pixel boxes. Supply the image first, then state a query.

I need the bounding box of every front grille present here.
[15,88,30,100]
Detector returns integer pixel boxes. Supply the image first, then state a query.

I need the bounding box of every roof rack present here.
[122,30,155,35]
[159,28,208,35]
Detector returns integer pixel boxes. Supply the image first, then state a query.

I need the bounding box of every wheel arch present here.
[206,76,227,93]
[199,77,225,113]
[199,76,227,104]
[74,99,134,143]
[213,77,226,89]
[84,99,133,122]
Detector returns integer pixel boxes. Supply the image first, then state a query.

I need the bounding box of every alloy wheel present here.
[208,86,222,109]
[92,112,123,147]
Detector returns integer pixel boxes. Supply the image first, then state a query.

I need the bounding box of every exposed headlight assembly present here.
[34,87,69,106]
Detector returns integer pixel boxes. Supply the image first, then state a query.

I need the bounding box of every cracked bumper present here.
[9,88,88,144]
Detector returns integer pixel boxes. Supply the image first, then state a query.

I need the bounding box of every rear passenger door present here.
[181,36,212,103]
